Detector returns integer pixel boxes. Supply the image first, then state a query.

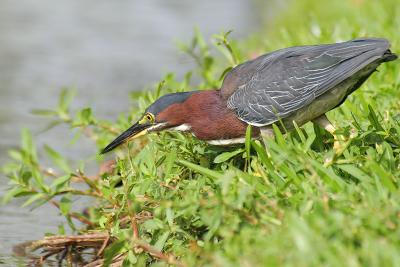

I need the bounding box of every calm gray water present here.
[0,0,276,262]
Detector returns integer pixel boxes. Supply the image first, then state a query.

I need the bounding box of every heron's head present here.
[101,91,196,154]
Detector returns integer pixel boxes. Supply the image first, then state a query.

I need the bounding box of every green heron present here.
[101,38,397,154]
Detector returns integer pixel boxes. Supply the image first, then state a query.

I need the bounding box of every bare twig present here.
[120,210,153,227]
[133,239,186,267]
[24,231,186,267]
[72,172,102,195]
[56,189,102,198]
[96,235,110,257]
[49,199,94,226]
[160,182,177,190]
[127,200,139,239]
[29,233,109,251]
[83,253,125,267]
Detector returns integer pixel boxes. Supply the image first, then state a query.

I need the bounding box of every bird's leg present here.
[260,127,275,148]
[313,114,341,151]
[313,114,348,166]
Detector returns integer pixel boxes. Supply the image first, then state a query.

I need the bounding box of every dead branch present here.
[133,239,186,267]
[96,234,110,257]
[83,253,125,267]
[21,230,186,267]
[48,199,94,227]
[29,232,109,252]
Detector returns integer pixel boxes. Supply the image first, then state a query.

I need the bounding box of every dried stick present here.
[29,233,109,251]
[48,199,94,226]
[133,239,186,267]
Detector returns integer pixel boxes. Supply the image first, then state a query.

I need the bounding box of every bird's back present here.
[221,38,397,126]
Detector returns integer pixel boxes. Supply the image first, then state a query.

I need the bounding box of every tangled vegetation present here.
[2,0,400,266]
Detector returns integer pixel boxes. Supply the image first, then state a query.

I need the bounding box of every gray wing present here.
[221,38,391,126]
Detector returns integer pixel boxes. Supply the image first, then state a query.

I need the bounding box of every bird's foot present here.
[260,127,275,145]
[313,114,348,166]
[326,128,358,166]
[324,137,346,167]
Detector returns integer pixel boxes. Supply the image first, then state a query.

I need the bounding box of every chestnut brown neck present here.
[156,90,257,140]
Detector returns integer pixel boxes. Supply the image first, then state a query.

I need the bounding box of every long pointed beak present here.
[100,122,151,154]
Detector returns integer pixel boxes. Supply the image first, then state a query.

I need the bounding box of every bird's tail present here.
[382,49,398,62]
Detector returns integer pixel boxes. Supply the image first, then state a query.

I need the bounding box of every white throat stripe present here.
[148,122,168,131]
[206,138,246,146]
[170,124,191,132]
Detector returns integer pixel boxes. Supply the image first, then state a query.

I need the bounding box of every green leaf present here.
[155,80,166,99]
[178,159,222,180]
[164,150,177,180]
[50,175,71,191]
[272,124,286,146]
[142,219,164,231]
[219,66,233,80]
[21,170,32,185]
[293,121,306,144]
[154,231,170,251]
[8,149,22,162]
[22,193,45,207]
[310,160,345,191]
[13,190,37,198]
[245,125,252,160]
[369,161,397,193]
[337,164,370,183]
[58,88,75,113]
[166,208,174,227]
[39,120,63,133]
[99,216,108,228]
[368,105,385,132]
[219,171,235,195]
[21,128,37,162]
[74,107,96,126]
[60,196,72,215]
[251,140,274,169]
[80,108,93,124]
[2,187,25,204]
[103,241,126,266]
[204,205,223,241]
[125,250,137,265]
[32,169,46,191]
[213,149,244,164]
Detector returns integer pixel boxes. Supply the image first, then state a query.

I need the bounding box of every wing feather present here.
[222,38,391,125]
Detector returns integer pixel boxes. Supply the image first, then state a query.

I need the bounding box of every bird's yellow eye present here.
[145,113,154,123]
[139,113,154,124]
